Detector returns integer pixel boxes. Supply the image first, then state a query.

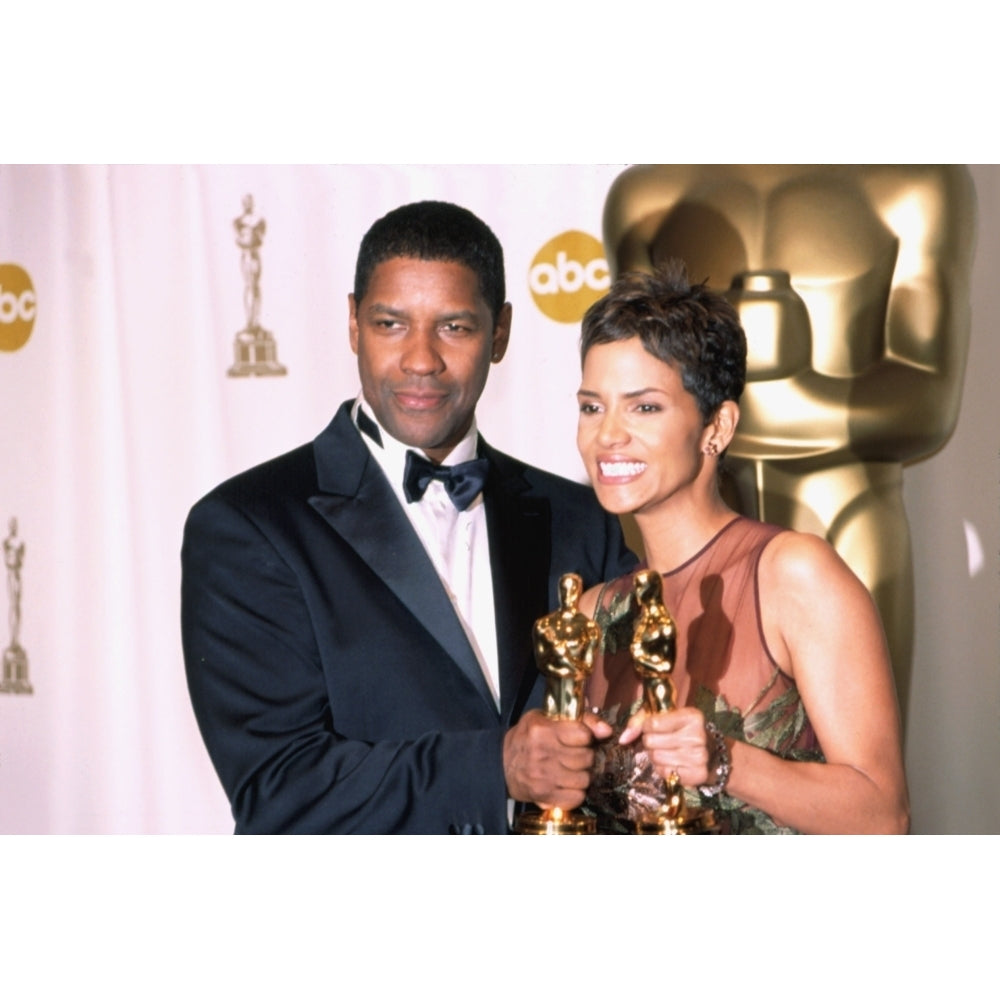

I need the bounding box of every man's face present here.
[349,257,511,463]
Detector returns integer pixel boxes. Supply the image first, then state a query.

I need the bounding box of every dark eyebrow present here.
[576,387,666,398]
[365,305,482,325]
[436,310,482,324]
[623,387,667,399]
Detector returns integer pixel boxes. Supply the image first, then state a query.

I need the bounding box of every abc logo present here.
[0,263,36,352]
[528,231,610,324]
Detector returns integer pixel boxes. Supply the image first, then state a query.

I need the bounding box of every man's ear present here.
[348,293,359,355]
[490,302,512,363]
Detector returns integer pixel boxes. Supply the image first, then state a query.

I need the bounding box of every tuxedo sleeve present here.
[181,493,509,835]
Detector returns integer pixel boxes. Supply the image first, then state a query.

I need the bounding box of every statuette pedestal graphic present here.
[2,517,32,694]
[228,194,287,377]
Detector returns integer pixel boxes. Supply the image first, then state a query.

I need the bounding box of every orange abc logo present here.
[0,264,36,351]
[528,231,610,324]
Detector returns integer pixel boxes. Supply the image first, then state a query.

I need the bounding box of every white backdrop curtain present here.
[0,164,997,834]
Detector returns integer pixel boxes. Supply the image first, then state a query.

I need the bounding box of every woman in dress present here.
[575,262,909,834]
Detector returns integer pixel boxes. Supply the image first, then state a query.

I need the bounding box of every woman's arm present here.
[731,531,909,833]
[628,531,909,834]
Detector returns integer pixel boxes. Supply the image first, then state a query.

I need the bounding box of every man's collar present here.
[351,395,479,467]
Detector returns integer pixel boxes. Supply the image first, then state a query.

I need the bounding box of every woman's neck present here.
[635,495,737,574]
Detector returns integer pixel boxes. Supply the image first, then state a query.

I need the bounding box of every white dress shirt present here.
[352,396,500,710]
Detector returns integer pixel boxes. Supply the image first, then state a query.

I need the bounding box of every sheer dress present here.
[584,517,824,834]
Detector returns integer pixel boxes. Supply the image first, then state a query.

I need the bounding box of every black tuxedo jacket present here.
[181,401,636,833]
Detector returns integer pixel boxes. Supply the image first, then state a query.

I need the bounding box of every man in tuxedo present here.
[181,200,636,833]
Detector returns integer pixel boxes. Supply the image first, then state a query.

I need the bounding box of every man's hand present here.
[503,710,611,810]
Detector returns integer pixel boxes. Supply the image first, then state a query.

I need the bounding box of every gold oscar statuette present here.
[514,572,599,835]
[630,570,715,835]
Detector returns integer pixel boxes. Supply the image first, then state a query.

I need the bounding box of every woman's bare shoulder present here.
[759,527,885,676]
[760,528,859,595]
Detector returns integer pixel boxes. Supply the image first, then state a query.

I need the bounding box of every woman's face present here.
[577,337,711,517]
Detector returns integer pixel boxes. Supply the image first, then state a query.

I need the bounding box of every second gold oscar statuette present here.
[630,569,716,835]
[513,572,598,835]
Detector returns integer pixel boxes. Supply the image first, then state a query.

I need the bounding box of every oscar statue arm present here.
[736,166,976,464]
[601,165,706,275]
[841,164,977,458]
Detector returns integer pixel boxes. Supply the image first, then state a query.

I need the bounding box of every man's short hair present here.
[354,201,506,320]
[580,259,747,422]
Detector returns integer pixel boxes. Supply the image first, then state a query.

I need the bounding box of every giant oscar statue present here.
[602,165,976,717]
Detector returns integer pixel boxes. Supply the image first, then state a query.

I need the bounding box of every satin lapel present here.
[308,405,496,711]
[482,442,551,725]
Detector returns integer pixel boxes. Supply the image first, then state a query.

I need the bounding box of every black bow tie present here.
[403,450,488,511]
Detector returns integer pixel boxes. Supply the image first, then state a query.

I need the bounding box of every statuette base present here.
[635,805,716,835]
[514,806,596,836]
[228,327,287,377]
[1,644,32,694]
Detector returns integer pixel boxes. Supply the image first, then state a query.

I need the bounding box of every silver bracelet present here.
[698,721,731,797]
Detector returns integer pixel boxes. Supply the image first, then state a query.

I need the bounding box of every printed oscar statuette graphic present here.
[2,517,32,695]
[631,570,714,835]
[227,194,287,377]
[514,572,598,835]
